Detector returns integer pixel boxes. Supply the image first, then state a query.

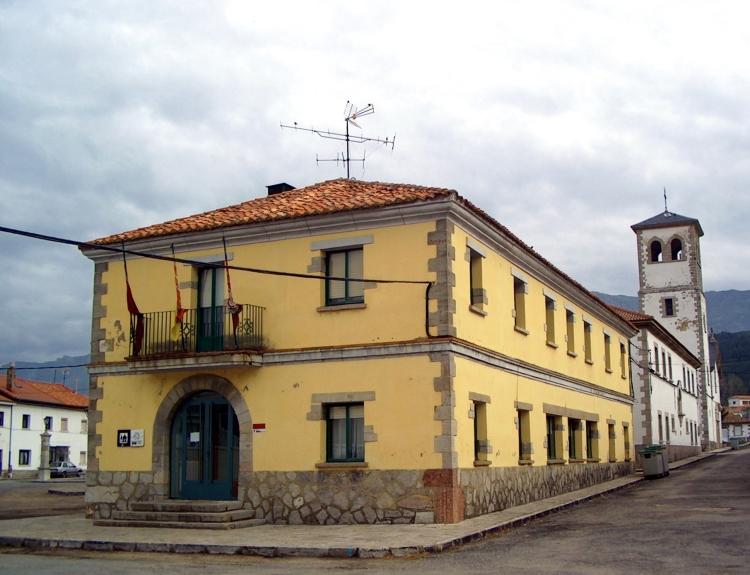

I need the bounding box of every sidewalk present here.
[0,449,726,558]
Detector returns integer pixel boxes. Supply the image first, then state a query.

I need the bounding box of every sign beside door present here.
[117,429,145,447]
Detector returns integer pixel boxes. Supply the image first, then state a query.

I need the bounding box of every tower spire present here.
[663,187,669,213]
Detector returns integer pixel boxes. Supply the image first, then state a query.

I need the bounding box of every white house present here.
[0,368,88,478]
[611,306,702,463]
[728,395,750,407]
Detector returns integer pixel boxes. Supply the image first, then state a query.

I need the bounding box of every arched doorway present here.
[169,391,239,500]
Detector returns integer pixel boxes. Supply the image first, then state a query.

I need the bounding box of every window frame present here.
[568,418,582,461]
[325,248,365,306]
[0,411,4,427]
[544,295,556,346]
[583,321,593,363]
[604,333,612,372]
[585,421,598,460]
[44,416,52,431]
[18,449,31,466]
[517,409,532,463]
[22,414,30,429]
[325,402,365,463]
[664,297,675,317]
[513,276,527,332]
[566,309,576,356]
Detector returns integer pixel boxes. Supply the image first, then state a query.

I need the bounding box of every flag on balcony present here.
[122,243,144,356]
[170,244,186,343]
[223,236,242,338]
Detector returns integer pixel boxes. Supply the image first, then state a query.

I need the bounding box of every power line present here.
[1,364,89,371]
[0,225,432,287]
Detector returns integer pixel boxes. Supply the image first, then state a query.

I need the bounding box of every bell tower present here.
[631,208,716,448]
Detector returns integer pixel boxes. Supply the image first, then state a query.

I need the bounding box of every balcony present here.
[129,304,264,361]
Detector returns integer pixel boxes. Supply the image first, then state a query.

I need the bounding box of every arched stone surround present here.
[150,373,253,499]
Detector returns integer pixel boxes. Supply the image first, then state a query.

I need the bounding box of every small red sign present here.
[252,423,266,432]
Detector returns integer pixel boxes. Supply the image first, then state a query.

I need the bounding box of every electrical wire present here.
[0,225,432,287]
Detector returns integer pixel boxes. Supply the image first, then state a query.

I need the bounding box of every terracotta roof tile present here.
[609,305,652,323]
[83,178,635,333]
[88,179,456,246]
[0,375,88,409]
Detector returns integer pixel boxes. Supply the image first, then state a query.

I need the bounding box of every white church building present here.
[631,208,722,449]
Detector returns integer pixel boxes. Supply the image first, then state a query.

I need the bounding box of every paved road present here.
[0,479,84,519]
[1,450,747,574]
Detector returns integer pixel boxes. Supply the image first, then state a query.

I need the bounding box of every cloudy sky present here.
[2,1,749,362]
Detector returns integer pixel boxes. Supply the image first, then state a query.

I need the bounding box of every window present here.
[604,333,612,372]
[665,416,670,442]
[81,419,88,434]
[0,411,4,427]
[60,418,69,432]
[513,277,527,332]
[671,238,683,261]
[586,421,598,460]
[650,240,663,262]
[653,345,659,372]
[18,450,31,466]
[664,298,675,317]
[80,451,87,467]
[44,416,52,431]
[566,309,576,355]
[517,409,531,462]
[326,248,364,306]
[568,418,582,461]
[22,414,30,429]
[668,355,673,382]
[472,401,488,463]
[545,296,556,346]
[469,248,485,309]
[546,415,562,462]
[326,404,364,462]
[620,342,627,378]
[583,321,593,363]
[623,424,631,461]
[658,414,663,443]
[671,415,676,433]
[608,423,616,462]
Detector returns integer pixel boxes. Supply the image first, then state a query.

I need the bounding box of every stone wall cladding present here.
[85,470,156,520]
[427,219,456,337]
[87,462,635,524]
[460,461,634,518]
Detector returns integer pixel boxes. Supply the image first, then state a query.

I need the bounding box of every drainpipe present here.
[6,363,14,478]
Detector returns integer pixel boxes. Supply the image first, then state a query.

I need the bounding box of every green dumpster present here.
[640,444,669,479]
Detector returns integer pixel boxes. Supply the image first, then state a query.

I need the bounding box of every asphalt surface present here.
[0,479,84,520]
[0,449,747,574]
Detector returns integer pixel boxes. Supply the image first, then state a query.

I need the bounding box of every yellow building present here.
[81,179,636,525]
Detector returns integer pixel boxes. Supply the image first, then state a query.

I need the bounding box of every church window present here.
[670,238,683,261]
[664,298,674,317]
[650,240,663,263]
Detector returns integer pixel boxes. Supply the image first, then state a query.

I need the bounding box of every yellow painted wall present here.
[97,222,436,362]
[454,356,633,468]
[96,355,442,472]
[453,225,631,397]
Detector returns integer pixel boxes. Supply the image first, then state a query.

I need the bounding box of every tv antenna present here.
[281,101,396,178]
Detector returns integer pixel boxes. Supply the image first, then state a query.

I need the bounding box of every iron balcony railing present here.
[129,304,264,357]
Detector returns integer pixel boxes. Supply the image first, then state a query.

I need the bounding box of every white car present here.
[49,461,83,478]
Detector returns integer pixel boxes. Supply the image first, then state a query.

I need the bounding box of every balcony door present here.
[197,267,224,352]
[170,392,239,500]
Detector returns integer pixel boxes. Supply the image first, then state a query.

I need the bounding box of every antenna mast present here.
[281,101,396,178]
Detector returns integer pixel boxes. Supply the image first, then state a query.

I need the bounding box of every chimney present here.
[6,362,15,390]
[266,183,295,196]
